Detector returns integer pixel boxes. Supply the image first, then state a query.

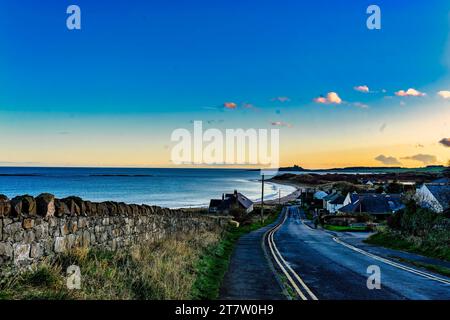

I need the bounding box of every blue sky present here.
[0,0,449,167]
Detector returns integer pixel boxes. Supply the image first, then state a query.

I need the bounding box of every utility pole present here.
[261,174,264,223]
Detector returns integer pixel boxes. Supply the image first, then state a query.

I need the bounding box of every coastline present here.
[180,180,299,209]
[254,180,302,206]
[0,167,298,210]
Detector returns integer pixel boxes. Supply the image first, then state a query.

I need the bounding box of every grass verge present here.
[365,231,450,262]
[324,224,368,232]
[388,256,450,278]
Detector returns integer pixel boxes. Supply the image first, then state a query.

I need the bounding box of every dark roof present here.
[210,191,254,211]
[225,192,253,209]
[339,193,404,215]
[329,195,345,205]
[426,184,450,211]
[209,198,232,211]
[323,192,340,202]
[348,193,360,203]
[430,177,450,185]
[237,193,253,209]
[209,199,223,207]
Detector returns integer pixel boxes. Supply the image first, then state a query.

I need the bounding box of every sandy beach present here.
[255,180,303,205]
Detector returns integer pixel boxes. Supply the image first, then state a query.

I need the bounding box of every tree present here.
[444,160,450,178]
[386,182,403,193]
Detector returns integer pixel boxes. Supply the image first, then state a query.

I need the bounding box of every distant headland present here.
[275,165,445,173]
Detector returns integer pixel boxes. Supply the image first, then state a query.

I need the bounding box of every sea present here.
[0,167,296,208]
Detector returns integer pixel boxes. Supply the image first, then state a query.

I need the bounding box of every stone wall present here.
[0,194,229,267]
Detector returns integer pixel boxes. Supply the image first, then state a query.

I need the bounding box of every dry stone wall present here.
[0,194,229,267]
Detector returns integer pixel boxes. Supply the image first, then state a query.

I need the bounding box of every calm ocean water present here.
[0,167,296,208]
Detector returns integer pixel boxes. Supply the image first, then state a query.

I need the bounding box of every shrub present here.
[387,211,403,230]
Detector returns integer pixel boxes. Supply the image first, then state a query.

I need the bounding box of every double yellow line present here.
[264,208,318,300]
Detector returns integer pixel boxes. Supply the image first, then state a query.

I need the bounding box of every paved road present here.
[274,206,450,300]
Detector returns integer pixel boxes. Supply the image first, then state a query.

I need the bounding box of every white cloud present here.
[437,90,450,99]
[354,85,369,93]
[394,88,426,97]
[314,92,342,104]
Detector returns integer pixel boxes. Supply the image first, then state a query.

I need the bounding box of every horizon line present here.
[0,164,445,170]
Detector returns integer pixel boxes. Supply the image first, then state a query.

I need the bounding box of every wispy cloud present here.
[353,85,370,93]
[314,92,342,104]
[395,88,426,97]
[379,123,387,132]
[437,90,450,99]
[439,138,450,147]
[352,102,369,109]
[401,154,437,165]
[375,155,401,165]
[242,103,260,111]
[270,121,293,128]
[271,96,291,103]
[189,119,224,124]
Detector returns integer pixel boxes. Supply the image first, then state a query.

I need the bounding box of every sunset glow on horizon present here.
[0,0,449,169]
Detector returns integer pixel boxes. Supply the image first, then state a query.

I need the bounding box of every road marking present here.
[264,208,319,300]
[332,237,450,285]
[292,205,450,286]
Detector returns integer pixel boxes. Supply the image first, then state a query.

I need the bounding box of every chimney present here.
[234,189,238,197]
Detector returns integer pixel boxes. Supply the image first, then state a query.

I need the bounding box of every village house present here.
[339,192,404,218]
[415,179,450,213]
[208,190,254,215]
[313,190,328,201]
[323,192,345,214]
[361,179,375,187]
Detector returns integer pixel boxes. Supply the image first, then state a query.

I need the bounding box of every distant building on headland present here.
[209,190,254,215]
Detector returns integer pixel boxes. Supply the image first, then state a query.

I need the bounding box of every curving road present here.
[270,206,450,300]
[220,205,450,300]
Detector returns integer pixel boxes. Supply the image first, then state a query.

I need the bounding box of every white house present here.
[323,192,345,214]
[416,184,449,213]
[343,192,358,206]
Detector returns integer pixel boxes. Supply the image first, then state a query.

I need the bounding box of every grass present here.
[389,256,450,278]
[278,275,296,300]
[0,230,221,300]
[0,209,280,300]
[365,231,450,262]
[190,208,280,300]
[324,224,368,232]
